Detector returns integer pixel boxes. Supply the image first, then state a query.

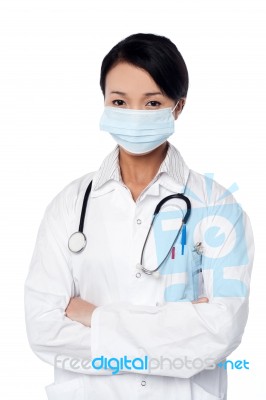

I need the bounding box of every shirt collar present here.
[92,141,190,194]
[92,144,121,191]
[157,141,190,192]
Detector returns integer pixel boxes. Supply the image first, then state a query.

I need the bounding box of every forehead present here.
[105,62,161,94]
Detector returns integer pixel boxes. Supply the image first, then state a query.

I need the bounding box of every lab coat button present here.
[141,380,146,386]
[137,219,142,224]
[136,272,141,278]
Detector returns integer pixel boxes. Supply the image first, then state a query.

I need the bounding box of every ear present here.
[174,98,186,120]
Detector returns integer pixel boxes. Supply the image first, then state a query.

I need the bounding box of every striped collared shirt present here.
[93,141,189,191]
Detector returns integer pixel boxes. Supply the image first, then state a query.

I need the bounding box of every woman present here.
[24,33,254,400]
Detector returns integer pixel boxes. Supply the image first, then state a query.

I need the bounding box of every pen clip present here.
[193,242,204,255]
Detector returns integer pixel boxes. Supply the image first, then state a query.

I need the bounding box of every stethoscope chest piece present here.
[68,231,87,253]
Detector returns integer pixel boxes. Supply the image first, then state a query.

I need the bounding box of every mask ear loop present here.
[172,100,180,113]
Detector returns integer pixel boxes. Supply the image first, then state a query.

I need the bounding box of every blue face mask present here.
[99,102,179,155]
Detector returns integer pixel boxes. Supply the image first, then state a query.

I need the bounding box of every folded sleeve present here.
[90,196,255,379]
[24,182,109,375]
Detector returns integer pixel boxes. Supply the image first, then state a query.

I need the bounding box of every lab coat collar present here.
[91,141,190,197]
[159,172,189,194]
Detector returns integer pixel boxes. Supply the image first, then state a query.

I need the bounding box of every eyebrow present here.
[110,91,163,96]
[110,91,126,95]
[143,92,163,96]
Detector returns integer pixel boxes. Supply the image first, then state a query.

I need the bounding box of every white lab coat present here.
[24,143,254,400]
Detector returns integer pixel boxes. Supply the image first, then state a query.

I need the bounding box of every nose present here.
[128,102,146,110]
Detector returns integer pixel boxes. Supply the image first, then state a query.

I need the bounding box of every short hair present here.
[100,33,189,101]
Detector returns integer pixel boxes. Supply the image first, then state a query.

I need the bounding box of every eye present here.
[112,99,126,106]
[146,101,161,107]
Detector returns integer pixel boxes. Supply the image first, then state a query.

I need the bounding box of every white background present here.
[0,0,265,398]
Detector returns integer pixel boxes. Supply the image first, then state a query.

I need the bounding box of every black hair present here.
[100,33,189,101]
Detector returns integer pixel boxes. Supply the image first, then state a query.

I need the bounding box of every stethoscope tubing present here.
[140,194,191,273]
[68,179,191,276]
[79,180,92,233]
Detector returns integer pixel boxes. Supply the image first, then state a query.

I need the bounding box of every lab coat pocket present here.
[164,244,203,302]
[192,381,223,400]
[45,376,86,400]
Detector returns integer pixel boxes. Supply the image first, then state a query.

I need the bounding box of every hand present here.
[65,297,97,327]
[191,296,209,304]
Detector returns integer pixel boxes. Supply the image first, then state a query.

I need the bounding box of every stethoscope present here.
[68,180,191,277]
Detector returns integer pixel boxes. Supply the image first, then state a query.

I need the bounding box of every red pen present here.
[171,246,175,259]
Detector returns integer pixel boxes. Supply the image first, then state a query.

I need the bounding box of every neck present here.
[119,141,169,186]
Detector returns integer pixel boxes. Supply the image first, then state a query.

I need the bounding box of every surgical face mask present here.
[99,102,179,155]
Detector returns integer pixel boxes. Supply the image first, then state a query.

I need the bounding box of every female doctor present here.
[24,33,254,400]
